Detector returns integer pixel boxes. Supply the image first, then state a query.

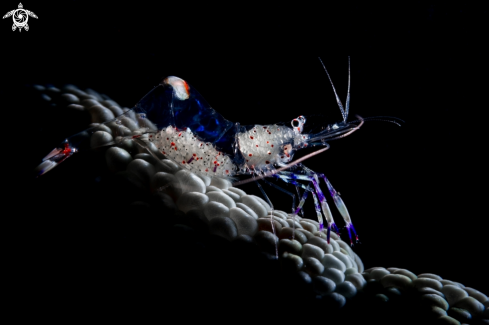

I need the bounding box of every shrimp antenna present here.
[348,116,405,127]
[318,57,349,122]
[311,115,365,142]
[232,144,330,186]
[346,56,351,120]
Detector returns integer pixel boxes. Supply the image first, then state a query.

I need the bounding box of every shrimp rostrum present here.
[36,58,392,245]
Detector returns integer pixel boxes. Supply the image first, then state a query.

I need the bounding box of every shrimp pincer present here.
[35,58,401,245]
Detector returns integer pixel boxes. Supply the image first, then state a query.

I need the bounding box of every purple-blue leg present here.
[310,177,340,243]
[275,172,337,243]
[319,174,359,246]
[285,166,358,245]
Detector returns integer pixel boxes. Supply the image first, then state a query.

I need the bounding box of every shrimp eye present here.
[292,119,300,127]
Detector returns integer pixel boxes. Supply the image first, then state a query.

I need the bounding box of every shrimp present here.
[35,57,400,245]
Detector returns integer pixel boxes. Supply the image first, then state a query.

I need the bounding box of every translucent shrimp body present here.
[149,121,309,178]
[236,124,308,173]
[146,77,312,178]
[149,125,237,177]
[36,59,370,246]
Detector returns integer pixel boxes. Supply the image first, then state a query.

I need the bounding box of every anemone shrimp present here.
[35,57,401,246]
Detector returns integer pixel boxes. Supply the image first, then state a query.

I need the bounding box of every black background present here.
[2,1,487,316]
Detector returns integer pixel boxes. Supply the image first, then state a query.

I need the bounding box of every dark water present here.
[3,2,487,321]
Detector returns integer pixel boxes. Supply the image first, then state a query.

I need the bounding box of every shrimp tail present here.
[34,110,140,177]
[34,123,105,177]
[35,140,78,177]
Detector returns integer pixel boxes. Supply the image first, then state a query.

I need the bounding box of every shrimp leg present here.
[261,178,297,215]
[273,173,339,244]
[261,178,301,241]
[255,179,279,258]
[300,165,359,246]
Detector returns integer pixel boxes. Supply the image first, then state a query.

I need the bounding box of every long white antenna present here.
[345,56,351,120]
[318,57,347,122]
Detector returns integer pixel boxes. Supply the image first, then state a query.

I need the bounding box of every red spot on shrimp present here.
[250,136,254,139]
[167,138,169,140]
[263,126,267,129]
[149,135,153,138]
[248,153,253,157]
[170,142,175,146]
[256,145,259,147]
[297,127,301,131]
[182,161,185,164]
[132,135,141,139]
[61,143,71,155]
[205,168,208,172]
[162,151,166,154]
[268,151,271,155]
[271,145,274,147]
[266,141,269,144]
[281,156,284,158]
[174,146,178,150]
[178,133,182,137]
[183,81,190,96]
[226,170,229,174]
[214,161,217,164]
[266,161,270,164]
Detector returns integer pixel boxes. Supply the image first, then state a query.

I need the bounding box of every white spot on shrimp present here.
[163,76,190,100]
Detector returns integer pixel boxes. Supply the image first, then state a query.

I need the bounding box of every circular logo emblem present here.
[13,9,28,28]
